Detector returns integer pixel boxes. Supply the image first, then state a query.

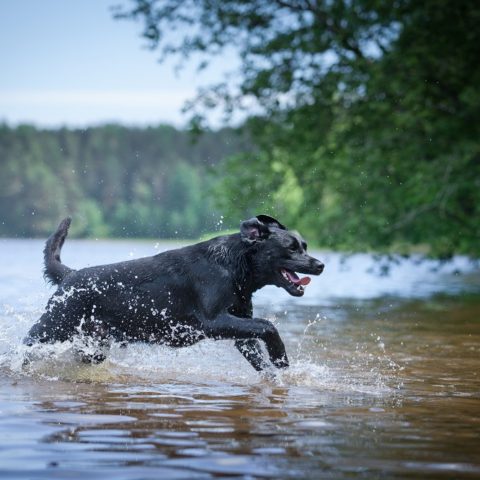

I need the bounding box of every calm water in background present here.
[0,238,479,479]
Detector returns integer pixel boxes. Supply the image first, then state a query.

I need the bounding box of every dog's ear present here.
[240,215,286,243]
[255,215,287,231]
[240,217,271,243]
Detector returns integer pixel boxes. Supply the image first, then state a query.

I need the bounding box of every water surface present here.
[1,239,479,479]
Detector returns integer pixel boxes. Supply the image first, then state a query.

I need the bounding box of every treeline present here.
[0,123,250,238]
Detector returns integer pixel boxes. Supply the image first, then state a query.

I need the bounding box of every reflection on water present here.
[0,239,479,479]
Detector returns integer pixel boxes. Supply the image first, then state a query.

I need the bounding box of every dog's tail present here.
[43,217,75,285]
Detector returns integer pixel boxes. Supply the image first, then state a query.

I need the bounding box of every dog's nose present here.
[312,259,324,274]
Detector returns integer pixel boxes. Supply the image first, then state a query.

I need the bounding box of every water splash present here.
[1,313,397,395]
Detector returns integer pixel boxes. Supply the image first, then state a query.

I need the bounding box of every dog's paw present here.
[78,350,106,364]
[272,355,289,369]
[260,368,277,382]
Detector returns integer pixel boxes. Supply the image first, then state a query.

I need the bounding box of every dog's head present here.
[240,215,324,296]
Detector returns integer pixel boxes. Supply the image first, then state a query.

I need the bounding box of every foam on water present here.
[256,252,480,306]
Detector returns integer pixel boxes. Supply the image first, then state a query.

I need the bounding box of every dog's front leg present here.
[204,314,289,369]
[234,339,270,371]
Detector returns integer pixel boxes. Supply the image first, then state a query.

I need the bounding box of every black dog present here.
[25,215,324,371]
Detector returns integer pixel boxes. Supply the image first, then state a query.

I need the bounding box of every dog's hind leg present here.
[234,339,270,372]
[74,316,111,364]
[24,290,87,345]
[25,289,111,364]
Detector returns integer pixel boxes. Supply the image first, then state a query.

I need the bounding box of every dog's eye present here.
[288,244,297,252]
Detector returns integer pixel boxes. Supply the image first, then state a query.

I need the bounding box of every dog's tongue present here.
[285,270,311,286]
[298,276,311,286]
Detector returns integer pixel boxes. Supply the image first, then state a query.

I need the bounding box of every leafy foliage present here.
[116,0,480,257]
[0,124,249,238]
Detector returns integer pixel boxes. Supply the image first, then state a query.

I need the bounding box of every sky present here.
[0,0,237,127]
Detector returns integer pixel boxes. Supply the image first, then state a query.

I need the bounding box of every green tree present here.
[0,123,246,238]
[116,0,480,256]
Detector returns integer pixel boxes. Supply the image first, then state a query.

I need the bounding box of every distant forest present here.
[0,123,250,238]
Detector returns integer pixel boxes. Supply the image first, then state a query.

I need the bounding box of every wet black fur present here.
[25,215,324,371]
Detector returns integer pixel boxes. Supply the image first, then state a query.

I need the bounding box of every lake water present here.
[1,238,479,479]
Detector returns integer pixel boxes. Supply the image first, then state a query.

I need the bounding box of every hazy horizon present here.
[0,0,238,128]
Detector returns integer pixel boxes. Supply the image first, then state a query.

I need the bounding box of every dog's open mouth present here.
[280,268,311,296]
